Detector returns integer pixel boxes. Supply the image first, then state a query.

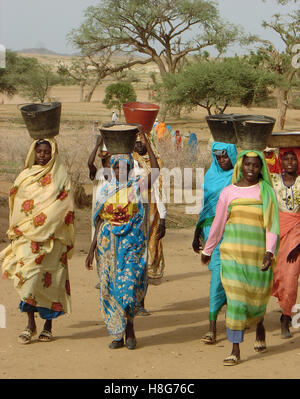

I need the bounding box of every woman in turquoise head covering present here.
[193,141,237,344]
[85,131,160,350]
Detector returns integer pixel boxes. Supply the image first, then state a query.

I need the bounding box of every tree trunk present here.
[79,83,85,102]
[84,77,101,102]
[275,87,289,130]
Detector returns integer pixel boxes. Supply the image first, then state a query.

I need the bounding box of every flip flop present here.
[18,328,37,344]
[223,354,240,366]
[200,332,216,344]
[126,337,137,350]
[254,340,267,353]
[38,329,53,342]
[109,338,124,349]
[136,307,151,316]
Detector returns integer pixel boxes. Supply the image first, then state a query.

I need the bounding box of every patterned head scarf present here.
[278,147,300,175]
[232,150,280,240]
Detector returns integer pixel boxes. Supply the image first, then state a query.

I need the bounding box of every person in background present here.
[264,148,280,174]
[112,111,118,124]
[175,130,182,151]
[1,139,74,344]
[201,151,279,366]
[193,142,237,344]
[187,133,198,164]
[133,133,166,315]
[271,148,300,338]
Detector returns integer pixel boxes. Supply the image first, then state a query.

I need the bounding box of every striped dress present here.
[204,184,278,332]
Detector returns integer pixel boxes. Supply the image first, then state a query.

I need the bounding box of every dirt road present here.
[1,206,300,380]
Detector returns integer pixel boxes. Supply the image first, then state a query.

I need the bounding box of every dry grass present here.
[1,75,300,225]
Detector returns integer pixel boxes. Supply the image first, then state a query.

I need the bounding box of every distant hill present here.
[16,47,72,56]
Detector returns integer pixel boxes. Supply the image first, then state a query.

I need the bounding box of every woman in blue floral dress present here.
[85,130,159,350]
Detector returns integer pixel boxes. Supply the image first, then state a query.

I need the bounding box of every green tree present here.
[69,0,240,77]
[0,51,40,98]
[103,82,136,118]
[19,63,61,103]
[249,6,300,128]
[157,57,275,115]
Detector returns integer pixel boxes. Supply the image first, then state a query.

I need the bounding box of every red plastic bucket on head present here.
[123,102,160,134]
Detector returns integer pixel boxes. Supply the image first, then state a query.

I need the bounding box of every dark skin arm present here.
[192,225,203,253]
[85,215,102,270]
[287,243,300,263]
[157,218,166,240]
[88,135,103,181]
[261,251,273,271]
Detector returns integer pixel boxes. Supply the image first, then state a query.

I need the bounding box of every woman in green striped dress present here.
[201,151,280,366]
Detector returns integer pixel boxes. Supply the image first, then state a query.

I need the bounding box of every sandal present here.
[136,307,151,316]
[254,340,267,353]
[109,338,124,349]
[223,354,240,366]
[125,337,137,350]
[200,332,216,344]
[38,329,53,342]
[18,328,37,344]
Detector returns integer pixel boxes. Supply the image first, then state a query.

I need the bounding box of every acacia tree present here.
[158,58,276,115]
[250,5,300,129]
[19,63,61,103]
[103,82,136,118]
[69,0,240,77]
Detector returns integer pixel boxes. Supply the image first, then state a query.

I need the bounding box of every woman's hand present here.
[261,251,273,271]
[201,253,211,265]
[85,250,94,271]
[192,227,203,254]
[287,244,300,263]
[89,164,97,181]
[157,219,166,240]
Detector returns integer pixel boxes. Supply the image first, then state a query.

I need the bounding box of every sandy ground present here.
[0,201,300,380]
[1,84,300,380]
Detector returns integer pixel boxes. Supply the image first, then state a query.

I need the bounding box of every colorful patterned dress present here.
[94,155,149,340]
[203,151,279,343]
[0,139,74,319]
[271,148,300,316]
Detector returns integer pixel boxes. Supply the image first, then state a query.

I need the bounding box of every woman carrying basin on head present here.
[201,151,279,366]
[271,148,300,338]
[193,142,237,344]
[1,138,75,344]
[85,129,160,350]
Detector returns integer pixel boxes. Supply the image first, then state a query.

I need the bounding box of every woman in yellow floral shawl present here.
[0,138,74,344]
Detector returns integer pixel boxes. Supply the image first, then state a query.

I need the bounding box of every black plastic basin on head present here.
[19,102,61,139]
[232,115,276,150]
[205,114,238,144]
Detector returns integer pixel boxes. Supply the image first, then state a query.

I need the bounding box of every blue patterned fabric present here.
[19,300,64,319]
[94,154,149,339]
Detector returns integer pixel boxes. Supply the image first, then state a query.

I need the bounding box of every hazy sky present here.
[0,0,298,55]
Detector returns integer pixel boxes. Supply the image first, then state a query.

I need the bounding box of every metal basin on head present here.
[99,123,140,154]
[19,102,61,139]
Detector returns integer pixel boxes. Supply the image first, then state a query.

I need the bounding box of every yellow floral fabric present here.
[271,173,300,213]
[0,138,74,314]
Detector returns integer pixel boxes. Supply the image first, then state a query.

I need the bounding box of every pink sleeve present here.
[203,190,229,256]
[266,232,278,254]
